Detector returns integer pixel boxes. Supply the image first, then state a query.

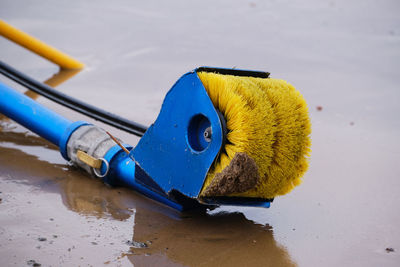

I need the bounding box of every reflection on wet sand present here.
[0,130,297,267]
[23,68,81,100]
[129,209,296,267]
[0,133,135,221]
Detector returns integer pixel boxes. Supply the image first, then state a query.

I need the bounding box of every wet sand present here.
[1,0,400,266]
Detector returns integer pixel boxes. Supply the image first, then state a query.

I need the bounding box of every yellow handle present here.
[0,19,84,70]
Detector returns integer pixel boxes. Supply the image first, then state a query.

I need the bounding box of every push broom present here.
[0,21,311,211]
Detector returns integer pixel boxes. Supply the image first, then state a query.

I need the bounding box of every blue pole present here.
[0,81,72,146]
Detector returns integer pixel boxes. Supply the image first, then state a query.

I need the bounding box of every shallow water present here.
[1,0,400,266]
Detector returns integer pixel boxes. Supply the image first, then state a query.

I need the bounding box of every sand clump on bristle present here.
[197,72,311,199]
[202,152,259,196]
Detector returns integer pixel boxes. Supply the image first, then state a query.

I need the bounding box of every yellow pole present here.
[0,19,84,70]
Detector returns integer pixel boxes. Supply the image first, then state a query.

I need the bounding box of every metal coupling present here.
[66,125,120,177]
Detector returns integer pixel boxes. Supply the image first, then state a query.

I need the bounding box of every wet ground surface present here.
[1,0,400,266]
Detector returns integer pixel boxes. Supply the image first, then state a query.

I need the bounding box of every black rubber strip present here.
[196,66,270,78]
[0,61,147,137]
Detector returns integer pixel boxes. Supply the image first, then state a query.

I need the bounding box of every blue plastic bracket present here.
[132,71,223,198]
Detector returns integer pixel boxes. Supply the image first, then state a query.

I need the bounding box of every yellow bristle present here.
[197,72,311,199]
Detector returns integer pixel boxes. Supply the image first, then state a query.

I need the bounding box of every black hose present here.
[0,61,147,137]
